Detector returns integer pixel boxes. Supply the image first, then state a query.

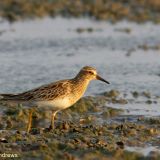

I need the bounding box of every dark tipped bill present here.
[96,75,110,84]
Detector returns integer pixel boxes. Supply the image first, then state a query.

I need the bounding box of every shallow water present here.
[0,17,160,95]
[125,146,160,156]
[108,92,160,117]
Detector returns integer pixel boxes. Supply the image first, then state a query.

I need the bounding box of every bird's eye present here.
[88,71,93,74]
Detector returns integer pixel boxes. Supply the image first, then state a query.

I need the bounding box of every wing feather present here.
[0,80,71,102]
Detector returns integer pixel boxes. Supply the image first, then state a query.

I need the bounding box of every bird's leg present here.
[49,110,58,130]
[27,109,33,133]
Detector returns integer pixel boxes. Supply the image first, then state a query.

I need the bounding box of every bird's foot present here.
[43,125,54,132]
[48,124,54,131]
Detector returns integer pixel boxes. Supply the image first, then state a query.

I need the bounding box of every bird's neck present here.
[72,74,90,94]
[73,73,90,85]
[67,74,91,105]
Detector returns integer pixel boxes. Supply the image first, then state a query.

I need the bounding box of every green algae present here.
[102,107,124,118]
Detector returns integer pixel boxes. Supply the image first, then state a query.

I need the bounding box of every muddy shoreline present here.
[0,90,160,159]
[0,0,160,23]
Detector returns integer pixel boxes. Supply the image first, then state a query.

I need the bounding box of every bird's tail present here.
[0,94,17,101]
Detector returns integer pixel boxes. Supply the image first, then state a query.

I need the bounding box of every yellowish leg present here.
[27,109,33,133]
[49,111,58,130]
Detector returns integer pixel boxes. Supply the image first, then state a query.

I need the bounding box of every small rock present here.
[104,90,120,98]
[0,138,8,143]
[62,122,70,130]
[116,141,124,149]
[132,91,139,98]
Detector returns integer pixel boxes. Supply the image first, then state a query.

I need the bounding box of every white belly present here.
[35,97,71,110]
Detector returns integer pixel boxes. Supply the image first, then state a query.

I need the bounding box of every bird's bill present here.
[96,75,110,84]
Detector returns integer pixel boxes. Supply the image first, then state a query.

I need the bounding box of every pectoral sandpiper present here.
[0,66,109,133]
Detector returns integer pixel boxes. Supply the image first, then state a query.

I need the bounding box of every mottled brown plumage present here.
[1,80,71,101]
[0,66,109,132]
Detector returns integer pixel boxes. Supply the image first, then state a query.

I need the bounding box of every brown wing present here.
[0,80,71,102]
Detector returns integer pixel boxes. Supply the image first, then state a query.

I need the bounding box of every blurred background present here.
[0,0,160,159]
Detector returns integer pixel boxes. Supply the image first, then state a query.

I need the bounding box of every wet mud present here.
[0,90,160,159]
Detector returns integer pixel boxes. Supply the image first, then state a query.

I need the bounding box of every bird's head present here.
[78,66,110,84]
